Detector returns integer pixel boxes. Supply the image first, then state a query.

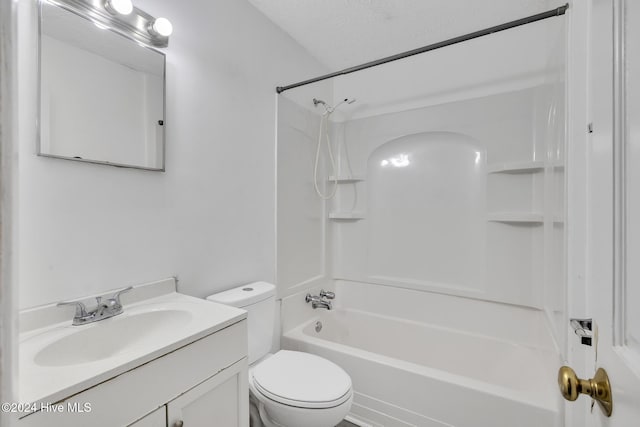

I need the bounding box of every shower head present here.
[313,97,356,114]
[332,98,357,110]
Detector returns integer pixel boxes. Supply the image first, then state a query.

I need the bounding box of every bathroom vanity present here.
[18,279,249,427]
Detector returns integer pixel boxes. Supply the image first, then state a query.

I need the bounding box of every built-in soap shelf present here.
[327,176,365,220]
[487,212,566,225]
[487,212,544,224]
[328,175,365,183]
[488,161,545,174]
[488,160,565,174]
[329,212,366,220]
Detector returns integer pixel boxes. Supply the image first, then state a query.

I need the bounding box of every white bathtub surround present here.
[282,282,561,427]
[335,281,557,351]
[276,20,566,424]
[366,132,487,294]
[276,95,333,300]
[328,87,563,311]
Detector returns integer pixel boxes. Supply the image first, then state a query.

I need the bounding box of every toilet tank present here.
[207,282,276,364]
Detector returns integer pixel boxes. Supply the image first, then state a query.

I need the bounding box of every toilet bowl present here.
[207,282,353,427]
[249,350,352,427]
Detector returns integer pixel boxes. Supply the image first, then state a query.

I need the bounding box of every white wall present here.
[18,0,328,308]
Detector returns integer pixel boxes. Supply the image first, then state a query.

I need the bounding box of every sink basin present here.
[19,286,247,409]
[33,309,192,367]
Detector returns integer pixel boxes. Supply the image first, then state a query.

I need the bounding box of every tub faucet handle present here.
[305,292,332,310]
[320,290,335,300]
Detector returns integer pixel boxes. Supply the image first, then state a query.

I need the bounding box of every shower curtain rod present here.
[276,3,569,94]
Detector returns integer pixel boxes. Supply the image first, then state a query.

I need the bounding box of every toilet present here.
[207,282,353,427]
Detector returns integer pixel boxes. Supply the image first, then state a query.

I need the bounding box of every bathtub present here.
[282,300,561,427]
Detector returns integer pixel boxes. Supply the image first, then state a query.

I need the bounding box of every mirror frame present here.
[36,0,167,172]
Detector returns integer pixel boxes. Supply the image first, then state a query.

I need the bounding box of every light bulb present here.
[150,17,173,37]
[105,0,133,15]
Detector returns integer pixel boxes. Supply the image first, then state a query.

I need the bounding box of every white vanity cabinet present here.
[128,407,166,427]
[129,358,247,427]
[166,358,247,427]
[19,320,249,427]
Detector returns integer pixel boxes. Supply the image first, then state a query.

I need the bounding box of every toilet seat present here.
[251,350,352,409]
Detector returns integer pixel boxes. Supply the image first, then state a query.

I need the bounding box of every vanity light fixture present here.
[149,17,173,37]
[104,0,133,16]
[48,0,172,48]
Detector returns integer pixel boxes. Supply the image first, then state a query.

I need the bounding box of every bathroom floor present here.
[336,421,358,427]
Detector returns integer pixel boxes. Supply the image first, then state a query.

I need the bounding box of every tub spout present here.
[312,299,332,310]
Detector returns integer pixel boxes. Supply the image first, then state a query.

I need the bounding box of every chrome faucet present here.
[57,286,133,325]
[305,289,335,310]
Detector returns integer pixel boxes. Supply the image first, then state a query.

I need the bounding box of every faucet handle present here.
[320,290,335,300]
[57,300,88,318]
[110,286,133,306]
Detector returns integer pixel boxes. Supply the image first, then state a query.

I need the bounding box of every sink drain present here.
[315,321,323,333]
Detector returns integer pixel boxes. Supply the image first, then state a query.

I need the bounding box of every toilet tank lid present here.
[206,281,276,308]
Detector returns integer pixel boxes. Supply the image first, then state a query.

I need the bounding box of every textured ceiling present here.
[248,0,565,70]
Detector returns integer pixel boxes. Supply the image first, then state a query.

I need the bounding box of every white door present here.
[567,0,640,425]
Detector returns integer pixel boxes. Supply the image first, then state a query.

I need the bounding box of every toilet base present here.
[249,394,264,427]
[249,389,353,427]
[258,400,285,427]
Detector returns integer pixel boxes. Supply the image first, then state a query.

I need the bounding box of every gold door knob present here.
[558,366,613,417]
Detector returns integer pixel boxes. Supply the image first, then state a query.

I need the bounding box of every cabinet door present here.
[128,407,166,427]
[167,358,248,427]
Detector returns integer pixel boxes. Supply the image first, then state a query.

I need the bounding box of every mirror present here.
[38,1,166,171]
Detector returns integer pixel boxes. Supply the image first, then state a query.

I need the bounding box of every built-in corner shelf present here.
[329,212,365,220]
[328,175,365,183]
[487,161,545,174]
[487,213,566,225]
[487,212,544,224]
[488,160,566,174]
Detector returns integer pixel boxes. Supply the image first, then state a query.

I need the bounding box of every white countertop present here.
[19,289,246,410]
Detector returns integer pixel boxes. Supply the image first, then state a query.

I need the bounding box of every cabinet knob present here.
[173,421,184,427]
